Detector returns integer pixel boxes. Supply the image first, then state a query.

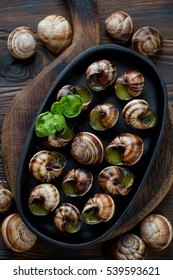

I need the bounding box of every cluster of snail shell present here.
[26,56,158,237]
[105,11,162,57]
[7,14,72,59]
[109,214,173,260]
[0,180,37,252]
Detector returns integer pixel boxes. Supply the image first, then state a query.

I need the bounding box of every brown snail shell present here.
[0,180,14,213]
[140,214,173,250]
[109,234,146,260]
[98,166,134,196]
[42,123,74,148]
[89,103,119,131]
[54,203,82,234]
[86,59,117,91]
[57,85,92,111]
[7,26,36,59]
[37,15,72,54]
[82,193,115,224]
[1,213,37,252]
[105,133,144,166]
[28,183,60,216]
[71,132,104,165]
[115,70,144,100]
[105,11,133,44]
[29,150,66,182]
[62,168,93,197]
[131,26,162,57]
[123,99,157,129]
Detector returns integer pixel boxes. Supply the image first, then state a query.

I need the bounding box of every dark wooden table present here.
[0,0,173,259]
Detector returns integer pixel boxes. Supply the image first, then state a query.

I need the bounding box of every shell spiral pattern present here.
[71,132,104,165]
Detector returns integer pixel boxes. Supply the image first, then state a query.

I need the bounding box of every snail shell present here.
[105,11,133,44]
[86,59,117,91]
[29,150,66,182]
[37,15,72,54]
[7,26,36,59]
[54,203,82,234]
[57,85,92,111]
[1,213,37,252]
[89,103,119,131]
[42,123,74,148]
[105,132,144,165]
[131,26,162,56]
[82,193,115,224]
[123,99,157,129]
[71,132,104,165]
[115,70,145,99]
[110,234,146,260]
[98,166,134,196]
[140,214,173,250]
[28,183,60,216]
[0,180,14,213]
[62,168,93,197]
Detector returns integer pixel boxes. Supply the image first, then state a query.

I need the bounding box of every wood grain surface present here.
[0,0,173,260]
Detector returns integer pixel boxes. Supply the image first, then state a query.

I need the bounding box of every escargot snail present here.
[140,214,173,250]
[62,168,93,197]
[86,59,117,91]
[54,203,82,234]
[131,26,162,57]
[1,213,37,252]
[71,132,104,165]
[57,85,92,111]
[115,70,145,100]
[82,193,115,224]
[109,234,146,260]
[7,26,36,59]
[98,166,134,196]
[37,15,72,54]
[105,132,144,166]
[28,183,60,215]
[89,103,119,131]
[105,11,133,44]
[0,180,14,213]
[123,99,157,129]
[29,150,66,182]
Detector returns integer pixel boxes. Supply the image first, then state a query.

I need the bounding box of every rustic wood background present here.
[0,0,173,259]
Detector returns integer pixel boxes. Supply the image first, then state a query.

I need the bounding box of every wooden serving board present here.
[1,0,173,241]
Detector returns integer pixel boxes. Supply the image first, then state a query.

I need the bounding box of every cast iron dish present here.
[16,44,168,248]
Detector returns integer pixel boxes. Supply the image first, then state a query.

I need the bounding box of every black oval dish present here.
[16,44,168,249]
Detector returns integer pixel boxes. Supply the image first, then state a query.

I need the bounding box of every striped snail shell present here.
[105,11,133,44]
[42,123,74,148]
[110,234,146,260]
[54,203,82,234]
[29,150,66,182]
[105,132,144,166]
[57,85,92,111]
[37,15,72,54]
[0,180,14,213]
[62,168,93,197]
[98,166,134,196]
[1,213,37,252]
[131,26,162,56]
[123,99,157,129]
[89,103,119,131]
[7,26,36,59]
[140,214,173,250]
[28,183,60,216]
[115,70,144,100]
[86,59,117,91]
[82,193,115,224]
[71,132,104,165]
